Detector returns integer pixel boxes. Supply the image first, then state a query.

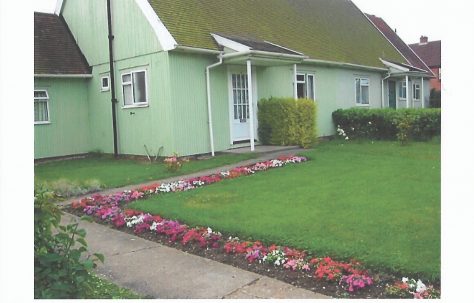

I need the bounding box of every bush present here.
[332,108,440,142]
[258,97,317,148]
[35,178,102,198]
[34,187,104,298]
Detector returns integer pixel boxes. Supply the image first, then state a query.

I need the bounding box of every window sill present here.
[121,104,149,109]
[355,104,370,107]
[35,121,51,125]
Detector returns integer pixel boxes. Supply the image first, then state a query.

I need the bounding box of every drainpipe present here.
[247,60,255,151]
[421,77,425,108]
[106,0,118,157]
[406,75,410,108]
[205,53,223,157]
[381,72,391,108]
[293,64,298,99]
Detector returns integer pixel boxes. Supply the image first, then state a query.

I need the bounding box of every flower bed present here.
[67,155,440,299]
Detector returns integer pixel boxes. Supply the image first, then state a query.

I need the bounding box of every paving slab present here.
[224,276,331,299]
[62,214,329,299]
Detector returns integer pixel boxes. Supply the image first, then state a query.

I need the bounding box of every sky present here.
[34,0,442,45]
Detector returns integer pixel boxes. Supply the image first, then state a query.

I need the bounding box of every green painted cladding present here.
[168,52,231,155]
[62,0,163,66]
[34,78,90,158]
[87,53,175,157]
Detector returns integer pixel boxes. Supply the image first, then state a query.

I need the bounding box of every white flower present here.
[416,280,426,293]
[207,227,213,234]
[402,277,409,283]
[368,121,372,125]
[345,137,349,140]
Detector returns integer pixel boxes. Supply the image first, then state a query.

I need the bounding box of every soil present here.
[65,207,439,299]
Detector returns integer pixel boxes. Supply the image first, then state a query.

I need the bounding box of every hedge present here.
[258,97,317,148]
[332,108,441,141]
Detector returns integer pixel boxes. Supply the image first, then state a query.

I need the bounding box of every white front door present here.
[228,67,257,143]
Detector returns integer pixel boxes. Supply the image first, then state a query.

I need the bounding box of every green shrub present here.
[258,97,317,148]
[34,187,104,298]
[35,178,102,198]
[332,108,440,141]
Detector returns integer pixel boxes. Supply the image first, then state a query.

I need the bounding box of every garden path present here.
[58,147,306,207]
[62,213,329,299]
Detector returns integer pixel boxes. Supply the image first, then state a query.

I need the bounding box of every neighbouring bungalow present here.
[409,36,442,93]
[34,0,433,160]
[366,14,434,109]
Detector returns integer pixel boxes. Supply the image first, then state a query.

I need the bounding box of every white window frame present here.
[413,83,421,100]
[355,77,370,106]
[121,69,149,108]
[438,67,441,80]
[399,81,407,100]
[101,75,110,92]
[34,89,51,124]
[296,73,316,100]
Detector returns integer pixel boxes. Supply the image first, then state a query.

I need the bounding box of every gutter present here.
[175,45,221,55]
[205,53,224,157]
[106,0,119,158]
[34,74,93,78]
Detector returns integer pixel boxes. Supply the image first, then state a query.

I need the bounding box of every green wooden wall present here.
[34,78,90,158]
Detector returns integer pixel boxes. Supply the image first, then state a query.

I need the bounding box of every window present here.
[399,81,407,99]
[296,73,315,100]
[121,70,148,106]
[413,83,421,100]
[355,78,369,105]
[232,74,249,121]
[101,75,110,91]
[34,90,50,124]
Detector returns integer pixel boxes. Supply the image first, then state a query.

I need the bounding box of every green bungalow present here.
[34,0,432,159]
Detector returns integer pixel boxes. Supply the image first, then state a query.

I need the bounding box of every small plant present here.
[396,113,413,145]
[336,125,350,141]
[164,153,186,172]
[385,277,440,299]
[262,248,287,266]
[36,178,102,198]
[34,187,104,298]
[339,274,373,292]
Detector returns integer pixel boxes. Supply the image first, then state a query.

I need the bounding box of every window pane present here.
[34,101,49,122]
[133,71,147,103]
[361,86,369,104]
[307,75,314,100]
[102,77,109,88]
[34,90,47,98]
[360,79,369,86]
[123,84,133,105]
[122,74,131,83]
[297,74,305,82]
[297,82,305,98]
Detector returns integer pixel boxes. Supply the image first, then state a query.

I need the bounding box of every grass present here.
[84,273,144,299]
[35,153,257,190]
[129,140,441,279]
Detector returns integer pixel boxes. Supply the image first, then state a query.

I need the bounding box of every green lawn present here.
[35,153,257,189]
[129,140,441,279]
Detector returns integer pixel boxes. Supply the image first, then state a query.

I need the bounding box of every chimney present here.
[420,36,428,44]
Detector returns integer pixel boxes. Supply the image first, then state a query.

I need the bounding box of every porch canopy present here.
[205,34,307,155]
[380,59,434,109]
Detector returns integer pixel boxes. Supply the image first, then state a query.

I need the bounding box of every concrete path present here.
[59,147,306,207]
[63,214,330,299]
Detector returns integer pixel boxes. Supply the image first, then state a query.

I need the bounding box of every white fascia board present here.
[34,74,93,78]
[54,0,64,15]
[380,59,410,72]
[134,0,177,51]
[211,34,251,52]
[263,40,304,56]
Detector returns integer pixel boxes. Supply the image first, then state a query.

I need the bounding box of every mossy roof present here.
[148,0,407,68]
